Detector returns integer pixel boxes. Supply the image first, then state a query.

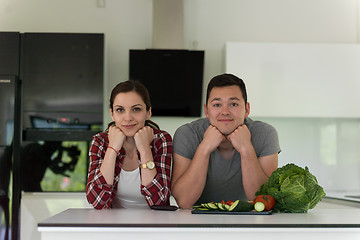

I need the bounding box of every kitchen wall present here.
[157,0,360,192]
[258,117,360,192]
[1,0,360,239]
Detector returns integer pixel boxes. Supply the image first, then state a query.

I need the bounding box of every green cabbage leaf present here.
[255,163,326,213]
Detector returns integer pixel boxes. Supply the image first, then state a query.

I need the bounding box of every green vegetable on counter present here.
[193,200,254,212]
[255,163,326,213]
[254,202,266,212]
[228,200,254,212]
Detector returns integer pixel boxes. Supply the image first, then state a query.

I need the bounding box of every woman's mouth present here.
[122,124,137,129]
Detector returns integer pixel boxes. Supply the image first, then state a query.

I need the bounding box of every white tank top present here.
[112,168,148,209]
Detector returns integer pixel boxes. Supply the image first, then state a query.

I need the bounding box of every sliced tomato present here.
[225,200,234,206]
[254,195,275,211]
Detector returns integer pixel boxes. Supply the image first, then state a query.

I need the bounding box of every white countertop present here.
[38,198,360,228]
[37,198,360,240]
[325,191,360,203]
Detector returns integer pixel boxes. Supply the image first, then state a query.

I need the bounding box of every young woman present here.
[86,80,172,209]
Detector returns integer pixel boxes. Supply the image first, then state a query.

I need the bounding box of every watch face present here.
[147,161,155,169]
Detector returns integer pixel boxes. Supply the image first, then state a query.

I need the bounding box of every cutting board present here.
[191,209,272,215]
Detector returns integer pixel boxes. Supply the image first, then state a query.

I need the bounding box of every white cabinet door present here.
[226,42,360,118]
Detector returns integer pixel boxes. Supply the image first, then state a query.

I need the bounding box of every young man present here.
[171,73,280,209]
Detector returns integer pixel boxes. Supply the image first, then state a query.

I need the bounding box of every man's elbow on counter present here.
[173,196,195,209]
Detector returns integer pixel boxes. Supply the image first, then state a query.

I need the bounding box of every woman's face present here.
[110,91,151,137]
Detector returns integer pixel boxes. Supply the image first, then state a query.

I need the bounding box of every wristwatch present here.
[139,160,155,170]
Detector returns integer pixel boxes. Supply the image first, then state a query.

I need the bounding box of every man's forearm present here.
[240,147,274,200]
[172,146,211,208]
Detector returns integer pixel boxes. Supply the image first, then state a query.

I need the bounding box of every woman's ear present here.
[146,107,152,120]
[110,109,115,121]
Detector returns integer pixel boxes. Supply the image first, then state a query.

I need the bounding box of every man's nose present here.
[221,105,230,114]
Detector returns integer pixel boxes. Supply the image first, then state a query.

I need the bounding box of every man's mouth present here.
[218,119,233,122]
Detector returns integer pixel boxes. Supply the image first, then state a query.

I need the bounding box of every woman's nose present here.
[124,111,133,121]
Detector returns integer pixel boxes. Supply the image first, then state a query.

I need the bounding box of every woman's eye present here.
[133,107,141,112]
[116,108,124,112]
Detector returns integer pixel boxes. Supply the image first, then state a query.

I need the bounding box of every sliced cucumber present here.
[217,203,225,211]
[228,200,254,212]
[195,200,253,212]
[254,202,265,212]
[207,202,218,210]
[196,207,210,211]
[201,203,208,208]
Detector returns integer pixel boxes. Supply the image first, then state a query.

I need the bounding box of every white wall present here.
[225,42,360,118]
[183,0,359,107]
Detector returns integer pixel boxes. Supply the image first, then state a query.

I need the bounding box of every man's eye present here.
[230,103,238,107]
[213,104,221,107]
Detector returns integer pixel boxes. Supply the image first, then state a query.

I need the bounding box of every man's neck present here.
[217,140,235,160]
[218,139,234,152]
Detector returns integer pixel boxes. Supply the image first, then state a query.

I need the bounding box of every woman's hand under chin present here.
[134,126,154,153]
[108,125,126,151]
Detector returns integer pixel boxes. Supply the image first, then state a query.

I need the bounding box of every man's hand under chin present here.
[226,124,252,153]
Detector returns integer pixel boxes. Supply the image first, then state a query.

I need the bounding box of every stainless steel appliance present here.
[0,31,21,240]
[0,75,22,240]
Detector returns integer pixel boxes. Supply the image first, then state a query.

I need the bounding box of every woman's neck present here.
[123,137,137,155]
[122,137,139,171]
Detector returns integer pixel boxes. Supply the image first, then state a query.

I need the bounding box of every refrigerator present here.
[1,31,103,240]
[0,76,22,240]
[0,32,21,240]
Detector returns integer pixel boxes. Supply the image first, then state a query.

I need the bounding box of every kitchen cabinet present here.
[225,42,360,118]
[38,198,360,240]
[20,32,104,129]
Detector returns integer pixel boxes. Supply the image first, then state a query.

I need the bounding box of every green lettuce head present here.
[256,163,326,213]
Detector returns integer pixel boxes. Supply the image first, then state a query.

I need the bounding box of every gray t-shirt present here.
[173,117,280,204]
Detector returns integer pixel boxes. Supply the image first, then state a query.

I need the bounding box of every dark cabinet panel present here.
[20,33,104,128]
[0,32,20,75]
[130,49,204,117]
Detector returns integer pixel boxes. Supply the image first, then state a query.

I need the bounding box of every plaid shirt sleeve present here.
[140,129,172,206]
[86,133,116,209]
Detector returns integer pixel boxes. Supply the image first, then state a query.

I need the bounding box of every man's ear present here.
[204,103,209,118]
[245,102,250,118]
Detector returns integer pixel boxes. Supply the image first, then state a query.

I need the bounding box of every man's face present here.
[204,85,250,136]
